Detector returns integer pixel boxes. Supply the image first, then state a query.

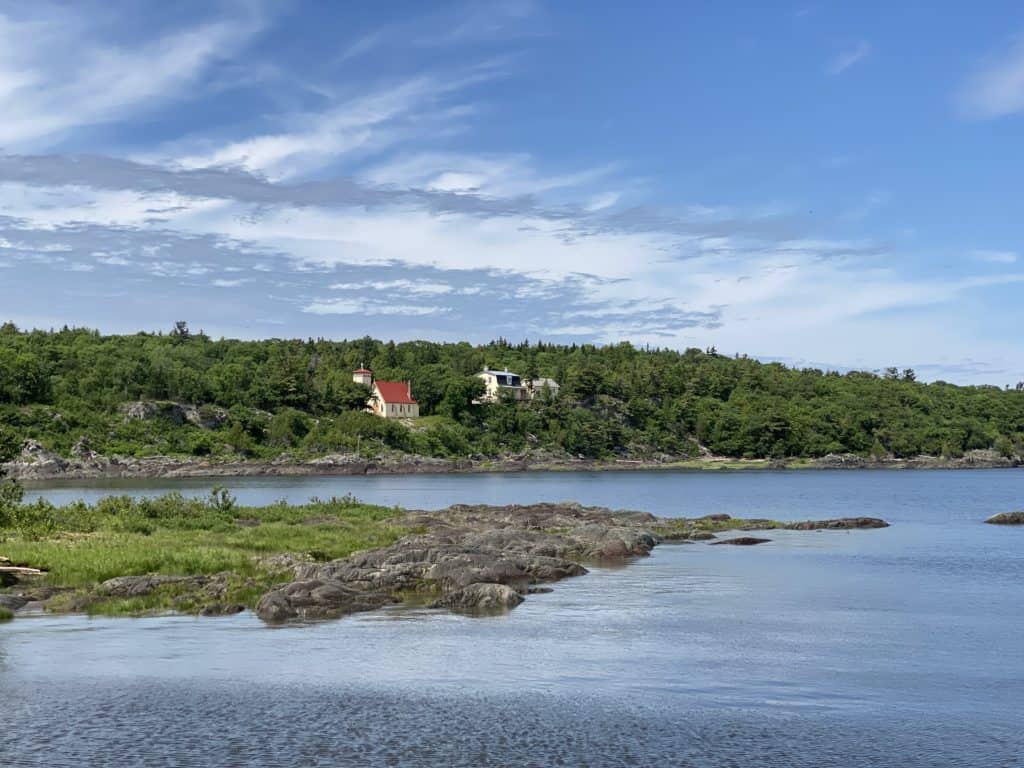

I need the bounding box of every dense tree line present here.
[1,322,1022,462]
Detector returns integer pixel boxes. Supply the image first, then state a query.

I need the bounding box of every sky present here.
[0,1,1022,385]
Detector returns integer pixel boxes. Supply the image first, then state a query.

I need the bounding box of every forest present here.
[1,322,1023,463]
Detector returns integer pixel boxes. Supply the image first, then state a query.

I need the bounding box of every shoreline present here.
[5,449,1021,482]
[0,499,890,622]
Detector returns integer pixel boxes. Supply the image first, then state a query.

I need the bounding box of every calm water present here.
[3,469,1023,767]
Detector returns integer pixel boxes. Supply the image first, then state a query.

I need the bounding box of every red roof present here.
[353,368,372,374]
[374,380,417,404]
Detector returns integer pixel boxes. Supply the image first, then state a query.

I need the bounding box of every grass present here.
[0,489,411,616]
[0,606,13,621]
[652,514,783,539]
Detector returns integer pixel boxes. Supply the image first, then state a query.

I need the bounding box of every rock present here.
[120,401,227,430]
[17,439,67,472]
[183,405,229,430]
[99,574,206,598]
[815,453,870,469]
[199,603,246,616]
[710,537,772,546]
[259,553,318,578]
[985,511,1024,525]
[251,501,886,624]
[688,531,717,541]
[255,502,663,624]
[785,517,889,530]
[255,579,397,623]
[71,436,100,460]
[435,583,523,611]
[0,595,29,611]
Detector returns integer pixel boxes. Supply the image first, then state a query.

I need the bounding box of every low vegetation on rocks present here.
[0,476,890,621]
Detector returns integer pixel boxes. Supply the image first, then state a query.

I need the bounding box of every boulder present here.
[435,583,523,612]
[985,511,1024,525]
[710,537,772,546]
[0,594,29,611]
[255,579,397,623]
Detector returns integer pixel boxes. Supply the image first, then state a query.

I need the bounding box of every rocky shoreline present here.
[3,440,1020,482]
[0,503,889,623]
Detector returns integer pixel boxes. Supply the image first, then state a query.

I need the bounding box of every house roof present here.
[353,368,372,374]
[481,369,520,377]
[374,380,417,404]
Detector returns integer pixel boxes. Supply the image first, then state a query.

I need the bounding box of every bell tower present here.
[352,366,373,387]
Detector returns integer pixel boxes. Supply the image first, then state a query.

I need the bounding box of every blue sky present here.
[1,1,1022,384]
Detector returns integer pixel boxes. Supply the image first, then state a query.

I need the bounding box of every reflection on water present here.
[4,469,1024,766]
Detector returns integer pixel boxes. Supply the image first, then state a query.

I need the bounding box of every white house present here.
[528,377,560,399]
[353,368,419,418]
[477,369,529,402]
[477,369,559,402]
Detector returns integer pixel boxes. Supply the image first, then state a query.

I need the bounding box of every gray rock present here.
[985,510,1024,525]
[255,579,397,623]
[0,594,29,611]
[710,537,772,546]
[784,517,889,530]
[199,603,246,616]
[435,583,523,611]
[99,574,206,597]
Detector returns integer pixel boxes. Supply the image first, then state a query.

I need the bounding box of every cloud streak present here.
[0,4,264,148]
[958,37,1024,119]
[827,40,871,75]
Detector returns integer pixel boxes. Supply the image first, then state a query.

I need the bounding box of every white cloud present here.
[971,249,1018,264]
[303,298,451,316]
[212,278,246,287]
[958,38,1024,119]
[0,7,263,148]
[364,150,616,200]
[330,279,455,295]
[828,41,871,75]
[171,67,500,180]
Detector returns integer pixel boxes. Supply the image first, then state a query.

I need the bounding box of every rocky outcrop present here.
[99,574,211,598]
[256,503,658,623]
[985,511,1024,525]
[120,401,228,429]
[254,580,398,622]
[784,517,889,530]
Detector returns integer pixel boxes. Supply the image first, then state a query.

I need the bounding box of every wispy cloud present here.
[971,249,1018,264]
[0,4,265,148]
[958,37,1024,119]
[168,64,504,180]
[303,298,451,316]
[827,41,871,75]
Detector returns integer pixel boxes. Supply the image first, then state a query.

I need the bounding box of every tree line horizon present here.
[1,321,1022,463]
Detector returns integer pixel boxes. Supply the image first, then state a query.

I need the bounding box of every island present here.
[0,479,887,623]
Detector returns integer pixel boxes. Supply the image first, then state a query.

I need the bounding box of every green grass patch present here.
[0,489,410,615]
[0,606,13,621]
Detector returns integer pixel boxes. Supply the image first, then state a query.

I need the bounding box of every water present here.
[3,469,1023,767]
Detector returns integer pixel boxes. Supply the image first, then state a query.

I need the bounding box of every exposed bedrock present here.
[256,503,657,623]
[985,510,1024,525]
[254,503,888,624]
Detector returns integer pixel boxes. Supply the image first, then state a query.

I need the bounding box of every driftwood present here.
[0,566,46,576]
